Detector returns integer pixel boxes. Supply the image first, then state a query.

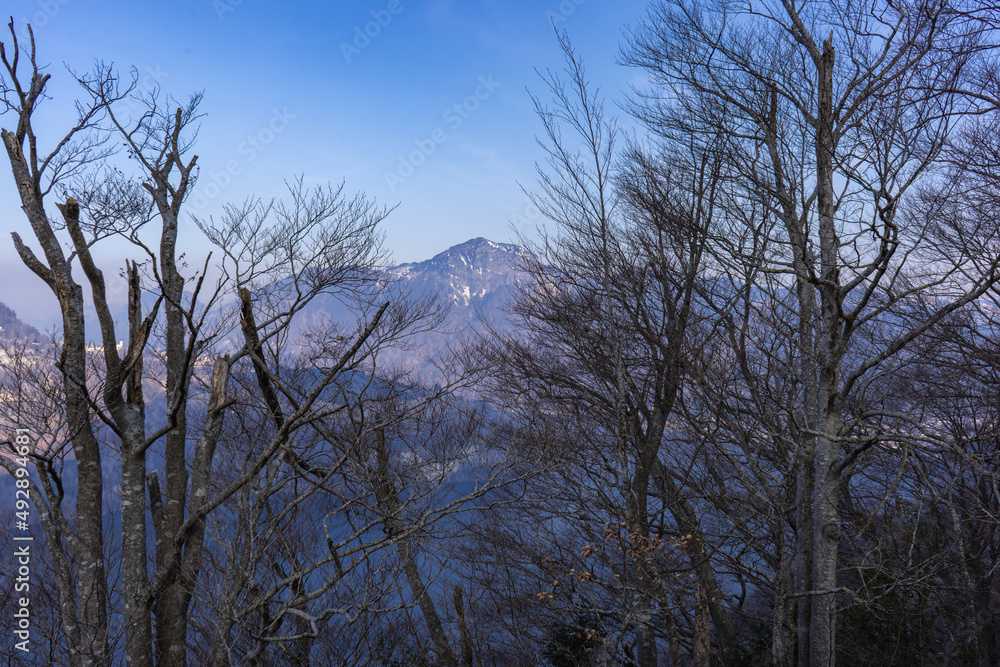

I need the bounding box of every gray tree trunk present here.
[2,130,111,666]
[809,34,841,667]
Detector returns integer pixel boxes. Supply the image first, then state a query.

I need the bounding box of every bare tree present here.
[189,327,537,665]
[623,0,1000,663]
[472,33,739,665]
[0,22,404,666]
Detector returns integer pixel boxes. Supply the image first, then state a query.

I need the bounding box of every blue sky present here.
[0,0,649,327]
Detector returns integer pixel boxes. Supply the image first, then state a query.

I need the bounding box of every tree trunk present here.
[122,438,153,666]
[374,428,458,666]
[3,129,112,666]
[810,422,842,667]
[653,459,736,660]
[772,544,795,667]
[122,261,154,666]
[693,584,711,667]
[65,291,112,667]
[453,585,475,667]
[155,204,193,667]
[397,538,459,667]
[809,33,841,667]
[631,457,658,667]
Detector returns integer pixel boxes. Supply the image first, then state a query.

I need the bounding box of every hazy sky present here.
[0,0,649,328]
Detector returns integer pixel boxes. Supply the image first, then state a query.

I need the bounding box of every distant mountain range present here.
[1,238,529,372]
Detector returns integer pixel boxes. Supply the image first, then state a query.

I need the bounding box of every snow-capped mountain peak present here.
[389,237,527,306]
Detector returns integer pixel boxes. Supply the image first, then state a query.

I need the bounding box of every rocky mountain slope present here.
[390,237,526,316]
[385,237,529,371]
[285,237,529,374]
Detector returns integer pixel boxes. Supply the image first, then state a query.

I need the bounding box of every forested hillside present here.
[0,301,41,341]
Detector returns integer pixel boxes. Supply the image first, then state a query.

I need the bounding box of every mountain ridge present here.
[388,237,528,307]
[0,238,528,372]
